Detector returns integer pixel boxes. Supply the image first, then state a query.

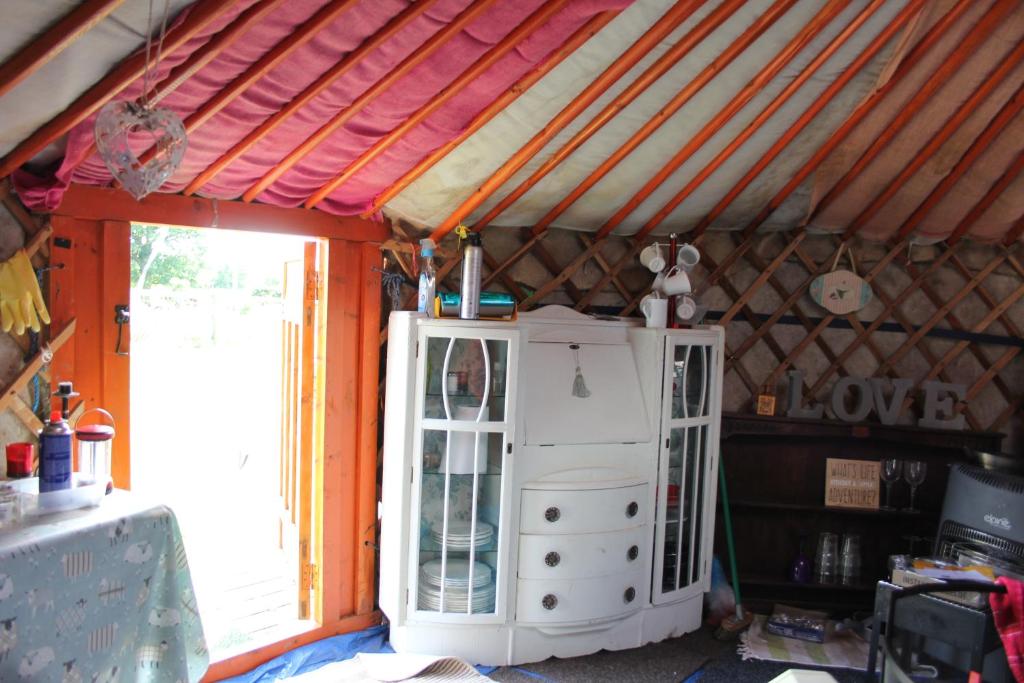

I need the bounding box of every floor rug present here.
[739,616,874,672]
[489,633,711,683]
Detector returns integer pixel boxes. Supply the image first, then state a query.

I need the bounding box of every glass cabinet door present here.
[411,328,517,622]
[652,339,718,605]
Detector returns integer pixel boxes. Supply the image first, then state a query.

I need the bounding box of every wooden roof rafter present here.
[302,0,576,210]
[594,0,861,241]
[425,0,733,244]
[523,0,799,242]
[0,0,126,100]
[64,0,292,171]
[184,0,443,196]
[363,10,621,217]
[0,0,238,179]
[693,0,977,292]
[899,82,1024,244]
[241,0,502,204]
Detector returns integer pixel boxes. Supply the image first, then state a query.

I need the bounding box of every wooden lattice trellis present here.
[379,223,1023,441]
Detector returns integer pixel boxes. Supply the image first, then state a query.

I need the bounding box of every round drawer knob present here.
[544,551,561,567]
[624,587,636,603]
[626,501,639,518]
[542,594,558,610]
[544,507,561,523]
[627,545,639,561]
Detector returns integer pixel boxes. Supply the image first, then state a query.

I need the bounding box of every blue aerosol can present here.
[39,409,73,492]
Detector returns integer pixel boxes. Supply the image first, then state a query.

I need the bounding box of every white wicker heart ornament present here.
[94,100,187,200]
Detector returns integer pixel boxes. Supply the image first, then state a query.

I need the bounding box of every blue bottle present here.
[39,410,73,492]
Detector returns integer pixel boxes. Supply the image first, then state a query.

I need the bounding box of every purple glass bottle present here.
[790,534,812,584]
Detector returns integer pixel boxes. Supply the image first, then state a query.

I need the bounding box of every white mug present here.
[660,266,692,296]
[640,295,668,328]
[676,243,700,270]
[676,295,697,321]
[639,244,666,273]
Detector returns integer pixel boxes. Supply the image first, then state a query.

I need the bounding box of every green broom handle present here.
[718,457,743,611]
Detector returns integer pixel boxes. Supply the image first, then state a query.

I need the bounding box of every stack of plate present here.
[418,559,495,613]
[429,521,494,551]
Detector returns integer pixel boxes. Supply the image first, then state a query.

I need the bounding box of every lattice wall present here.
[380,224,1023,448]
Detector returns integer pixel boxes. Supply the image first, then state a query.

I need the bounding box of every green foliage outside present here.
[131,224,283,295]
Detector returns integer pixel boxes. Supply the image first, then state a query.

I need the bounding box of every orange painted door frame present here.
[46,194,384,680]
[48,216,131,488]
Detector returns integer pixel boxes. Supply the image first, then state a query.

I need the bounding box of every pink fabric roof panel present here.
[15,0,632,214]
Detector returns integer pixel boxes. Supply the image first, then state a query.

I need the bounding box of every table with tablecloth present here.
[0,491,208,681]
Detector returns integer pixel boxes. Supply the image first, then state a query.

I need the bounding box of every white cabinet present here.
[381,308,723,665]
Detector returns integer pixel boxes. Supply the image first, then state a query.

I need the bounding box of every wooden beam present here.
[304,0,573,209]
[0,0,125,100]
[692,0,937,240]
[816,2,1015,234]
[626,0,886,242]
[950,149,1024,246]
[185,0,439,196]
[0,321,76,416]
[578,234,634,304]
[243,0,500,203]
[526,0,798,240]
[135,0,361,173]
[692,0,967,294]
[427,0,744,243]
[364,10,620,217]
[67,0,291,173]
[1004,214,1024,246]
[461,0,720,235]
[0,0,238,179]
[895,80,1024,242]
[53,184,388,242]
[595,0,854,240]
[718,234,805,325]
[841,38,1024,240]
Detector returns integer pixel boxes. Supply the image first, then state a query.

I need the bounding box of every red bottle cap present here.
[49,410,62,423]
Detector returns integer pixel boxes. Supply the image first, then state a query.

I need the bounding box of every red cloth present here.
[14,0,632,214]
[991,576,1024,683]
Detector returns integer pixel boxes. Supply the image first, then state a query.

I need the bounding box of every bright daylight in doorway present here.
[129,224,312,660]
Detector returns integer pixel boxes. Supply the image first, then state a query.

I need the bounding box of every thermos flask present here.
[459,233,482,320]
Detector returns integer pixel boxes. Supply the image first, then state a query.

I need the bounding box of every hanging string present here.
[140,0,171,108]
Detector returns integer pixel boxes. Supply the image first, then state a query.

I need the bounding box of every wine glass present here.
[903,461,927,513]
[880,459,902,510]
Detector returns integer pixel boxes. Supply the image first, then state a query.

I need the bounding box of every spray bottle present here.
[39,410,73,492]
[417,238,436,317]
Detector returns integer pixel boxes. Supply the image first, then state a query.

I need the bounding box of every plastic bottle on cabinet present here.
[39,410,73,492]
[417,238,437,317]
[460,233,482,320]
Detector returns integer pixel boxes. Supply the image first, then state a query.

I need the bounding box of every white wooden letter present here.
[786,370,824,419]
[831,376,873,423]
[919,381,966,430]
[869,378,914,426]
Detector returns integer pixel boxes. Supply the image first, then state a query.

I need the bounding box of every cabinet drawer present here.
[516,572,644,624]
[517,528,645,580]
[519,485,647,535]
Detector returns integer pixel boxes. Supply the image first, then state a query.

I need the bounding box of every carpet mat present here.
[489,633,713,683]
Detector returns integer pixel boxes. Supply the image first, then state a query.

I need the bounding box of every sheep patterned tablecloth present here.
[0,493,208,682]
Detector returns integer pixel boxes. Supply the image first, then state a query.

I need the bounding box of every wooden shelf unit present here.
[715,413,1004,615]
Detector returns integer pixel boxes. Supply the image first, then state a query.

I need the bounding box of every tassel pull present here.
[570,344,591,398]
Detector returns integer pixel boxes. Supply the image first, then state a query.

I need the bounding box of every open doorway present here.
[129,224,318,660]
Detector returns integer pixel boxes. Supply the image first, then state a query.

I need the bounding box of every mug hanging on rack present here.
[808,244,872,315]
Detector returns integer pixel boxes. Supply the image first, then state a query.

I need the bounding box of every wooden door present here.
[278,241,326,620]
[48,217,131,488]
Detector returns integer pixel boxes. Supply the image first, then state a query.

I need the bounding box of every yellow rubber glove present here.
[0,260,27,335]
[8,249,48,328]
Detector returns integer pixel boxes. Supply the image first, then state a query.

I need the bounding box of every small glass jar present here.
[76,409,115,494]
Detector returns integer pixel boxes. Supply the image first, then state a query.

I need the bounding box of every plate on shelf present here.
[420,558,493,589]
[429,521,493,550]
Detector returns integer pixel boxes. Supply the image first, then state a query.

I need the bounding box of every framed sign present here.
[825,458,879,510]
